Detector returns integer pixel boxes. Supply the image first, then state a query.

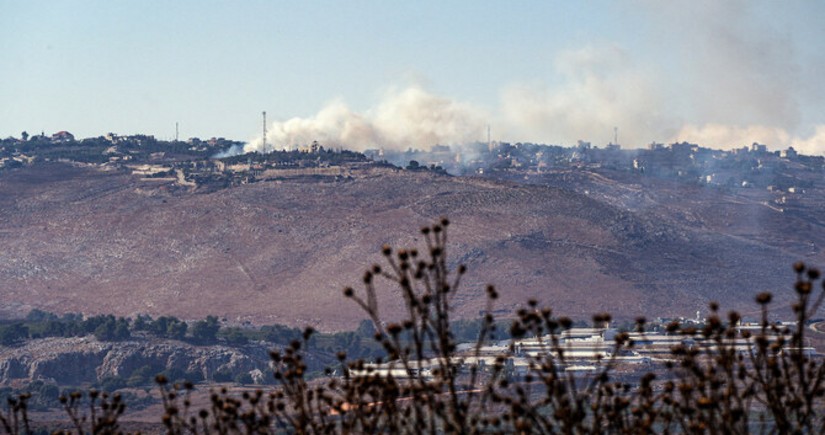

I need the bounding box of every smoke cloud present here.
[673,124,825,156]
[499,44,672,147]
[240,2,824,156]
[646,0,824,151]
[244,86,487,154]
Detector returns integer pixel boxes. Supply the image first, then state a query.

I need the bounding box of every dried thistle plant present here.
[5,219,825,434]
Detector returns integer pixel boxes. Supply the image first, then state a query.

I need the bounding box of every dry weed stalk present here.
[3,220,825,434]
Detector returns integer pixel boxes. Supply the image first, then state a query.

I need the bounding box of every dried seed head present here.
[756,292,772,304]
[486,285,498,300]
[387,323,403,335]
[593,313,612,324]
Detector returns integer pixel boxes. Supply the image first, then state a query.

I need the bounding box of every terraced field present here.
[0,162,819,330]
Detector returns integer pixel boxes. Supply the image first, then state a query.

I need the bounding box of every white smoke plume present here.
[646,0,825,151]
[499,44,672,147]
[238,2,824,156]
[244,86,487,154]
[673,124,825,155]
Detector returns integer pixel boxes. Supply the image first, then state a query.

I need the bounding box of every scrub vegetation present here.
[3,219,825,434]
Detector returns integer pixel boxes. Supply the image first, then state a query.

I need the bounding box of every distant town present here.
[2,131,822,203]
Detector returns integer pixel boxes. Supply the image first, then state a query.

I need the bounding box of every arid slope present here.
[0,163,816,329]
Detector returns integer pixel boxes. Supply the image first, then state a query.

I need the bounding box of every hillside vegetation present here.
[1,162,821,329]
[2,220,824,433]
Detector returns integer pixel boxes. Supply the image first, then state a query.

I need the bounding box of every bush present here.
[233,372,253,385]
[213,368,234,383]
[0,323,28,346]
[222,328,249,346]
[190,316,220,344]
[126,365,162,388]
[154,219,825,433]
[97,376,127,392]
[4,219,825,433]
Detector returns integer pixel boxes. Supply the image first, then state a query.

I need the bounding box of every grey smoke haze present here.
[646,0,825,153]
[243,1,824,155]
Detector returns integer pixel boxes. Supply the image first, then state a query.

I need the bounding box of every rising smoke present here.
[243,86,487,154]
[240,2,824,156]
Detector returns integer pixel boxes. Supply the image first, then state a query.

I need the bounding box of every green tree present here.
[190,316,220,344]
[133,315,151,331]
[223,328,249,346]
[150,316,187,339]
[0,323,28,346]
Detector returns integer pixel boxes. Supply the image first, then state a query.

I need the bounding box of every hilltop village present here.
[1,131,823,201]
[2,130,825,406]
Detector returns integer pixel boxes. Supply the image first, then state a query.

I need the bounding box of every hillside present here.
[0,162,820,330]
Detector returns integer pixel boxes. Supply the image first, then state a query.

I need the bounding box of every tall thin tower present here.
[175,122,179,142]
[262,111,267,149]
[613,126,618,145]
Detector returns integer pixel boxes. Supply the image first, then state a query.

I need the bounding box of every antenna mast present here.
[613,126,618,145]
[175,122,179,142]
[262,111,267,149]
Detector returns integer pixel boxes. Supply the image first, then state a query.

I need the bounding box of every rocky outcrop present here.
[0,336,273,385]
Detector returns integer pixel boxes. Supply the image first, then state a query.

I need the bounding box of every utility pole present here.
[262,111,267,149]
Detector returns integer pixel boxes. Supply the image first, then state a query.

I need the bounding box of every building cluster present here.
[353,319,815,382]
[3,130,824,198]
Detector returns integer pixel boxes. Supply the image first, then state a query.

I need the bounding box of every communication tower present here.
[262,111,267,149]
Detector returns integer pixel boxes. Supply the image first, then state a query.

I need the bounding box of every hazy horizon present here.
[2,1,824,153]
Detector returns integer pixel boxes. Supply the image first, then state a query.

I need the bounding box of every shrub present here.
[190,316,220,344]
[155,219,825,433]
[3,219,825,433]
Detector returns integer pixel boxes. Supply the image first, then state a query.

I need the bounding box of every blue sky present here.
[2,1,824,152]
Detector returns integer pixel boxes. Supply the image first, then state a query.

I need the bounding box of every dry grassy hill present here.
[0,162,819,330]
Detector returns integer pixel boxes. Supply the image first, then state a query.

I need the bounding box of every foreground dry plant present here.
[3,219,825,433]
